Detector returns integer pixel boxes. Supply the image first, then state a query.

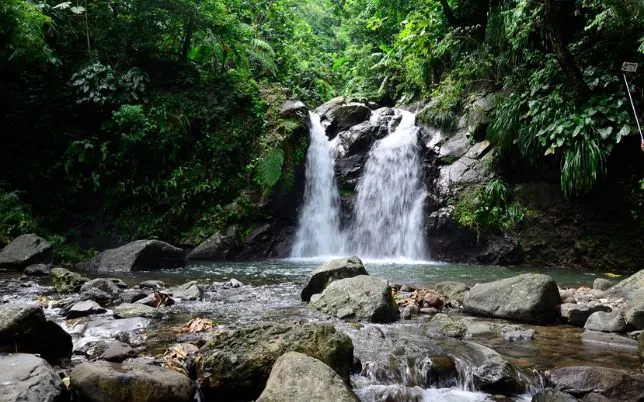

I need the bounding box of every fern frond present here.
[259,148,284,188]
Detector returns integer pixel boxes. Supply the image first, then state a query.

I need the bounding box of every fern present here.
[561,138,606,198]
[277,119,300,134]
[487,94,522,152]
[258,148,284,188]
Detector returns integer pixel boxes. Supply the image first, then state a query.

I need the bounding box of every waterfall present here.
[347,110,428,260]
[291,112,344,257]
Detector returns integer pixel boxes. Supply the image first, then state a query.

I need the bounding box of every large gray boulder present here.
[309,275,399,323]
[0,353,63,402]
[625,302,644,330]
[560,303,611,327]
[462,341,524,394]
[256,352,359,402]
[584,311,626,333]
[463,274,561,324]
[301,256,367,302]
[317,98,371,139]
[70,360,194,402]
[78,240,185,272]
[50,267,89,293]
[549,366,644,401]
[169,281,203,301]
[67,300,106,319]
[0,304,72,363]
[0,234,53,270]
[198,322,354,401]
[279,100,307,117]
[80,278,122,298]
[186,229,236,261]
[606,269,644,300]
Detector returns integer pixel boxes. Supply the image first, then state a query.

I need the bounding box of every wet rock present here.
[224,278,243,288]
[101,340,137,362]
[67,300,106,319]
[74,340,110,360]
[301,256,367,302]
[120,289,148,304]
[50,267,89,293]
[500,327,535,341]
[113,303,162,319]
[257,352,359,402]
[198,322,354,401]
[463,341,523,394]
[625,302,644,330]
[581,330,638,351]
[549,366,644,401]
[606,269,644,300]
[531,388,579,401]
[134,291,174,307]
[139,280,164,289]
[169,281,203,301]
[463,274,561,324]
[77,240,185,273]
[279,100,307,117]
[584,311,626,333]
[23,263,52,276]
[0,233,53,270]
[83,317,150,345]
[0,353,63,402]
[0,304,72,363]
[593,278,612,291]
[81,288,116,306]
[435,281,469,305]
[560,303,611,327]
[186,228,236,261]
[426,313,466,338]
[402,305,418,319]
[309,275,399,323]
[81,278,122,298]
[70,360,194,402]
[639,332,644,363]
[419,307,440,315]
[336,122,379,157]
[323,102,371,138]
[581,393,610,402]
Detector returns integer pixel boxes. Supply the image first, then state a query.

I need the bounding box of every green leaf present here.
[598,126,613,140]
[259,149,284,188]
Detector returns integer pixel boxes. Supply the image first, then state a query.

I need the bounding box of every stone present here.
[301,256,367,302]
[593,278,613,291]
[581,393,610,402]
[279,100,307,117]
[23,263,52,276]
[0,234,53,270]
[324,102,371,138]
[101,340,137,362]
[336,122,378,157]
[256,352,359,402]
[315,96,346,116]
[50,267,89,293]
[139,280,164,289]
[606,269,644,300]
[80,288,116,306]
[426,313,466,338]
[560,303,611,327]
[500,326,535,341]
[0,304,72,363]
[134,293,174,308]
[581,330,638,351]
[81,278,122,298]
[584,311,626,333]
[435,281,469,304]
[639,331,644,363]
[625,302,644,330]
[224,278,243,288]
[402,305,418,320]
[113,303,162,319]
[0,353,63,402]
[70,360,194,402]
[77,240,185,273]
[308,275,399,323]
[186,229,236,261]
[531,389,579,402]
[120,289,148,304]
[169,281,203,301]
[198,322,354,401]
[67,300,106,319]
[463,341,523,394]
[549,366,644,402]
[463,274,561,324]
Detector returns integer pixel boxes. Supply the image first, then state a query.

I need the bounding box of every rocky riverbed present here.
[1,236,644,402]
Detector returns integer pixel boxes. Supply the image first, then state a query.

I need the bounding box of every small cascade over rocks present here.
[291,112,344,257]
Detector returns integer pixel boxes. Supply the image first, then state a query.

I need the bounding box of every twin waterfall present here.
[291,110,428,261]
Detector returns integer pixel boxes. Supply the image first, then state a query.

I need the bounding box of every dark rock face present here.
[301,256,367,302]
[463,274,561,324]
[70,360,194,402]
[549,366,644,402]
[0,234,53,270]
[256,352,360,402]
[0,304,72,363]
[316,98,371,139]
[77,240,185,272]
[0,353,64,402]
[186,228,237,261]
[198,322,354,401]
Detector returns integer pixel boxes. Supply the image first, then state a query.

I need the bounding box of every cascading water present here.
[291,112,344,257]
[347,110,428,260]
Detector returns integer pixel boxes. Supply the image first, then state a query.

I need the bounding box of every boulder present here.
[301,256,367,302]
[279,100,307,117]
[309,275,399,323]
[581,330,637,351]
[80,278,122,298]
[50,267,89,293]
[169,281,203,301]
[186,229,236,261]
[639,331,644,363]
[0,304,72,363]
[425,313,466,338]
[593,278,612,291]
[119,289,148,304]
[113,303,161,319]
[198,322,354,401]
[80,288,117,306]
[329,103,371,132]
[625,302,644,330]
[606,269,644,300]
[584,311,626,333]
[463,274,561,324]
[0,353,63,402]
[67,300,106,319]
[531,389,579,402]
[139,280,164,289]
[101,340,137,362]
[257,352,359,402]
[336,122,378,157]
[70,360,194,402]
[0,234,53,270]
[462,341,524,394]
[435,281,469,305]
[23,263,52,276]
[77,240,185,272]
[560,303,611,327]
[549,366,644,401]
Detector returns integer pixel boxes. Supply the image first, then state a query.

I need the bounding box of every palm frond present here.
[258,148,284,188]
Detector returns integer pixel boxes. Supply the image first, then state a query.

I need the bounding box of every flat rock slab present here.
[67,300,106,319]
[113,303,161,319]
[301,256,367,302]
[0,353,63,402]
[549,366,644,401]
[581,330,638,351]
[70,360,194,402]
[0,234,53,270]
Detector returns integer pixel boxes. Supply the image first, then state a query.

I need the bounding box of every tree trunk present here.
[544,0,589,104]
[180,20,194,62]
[438,0,458,27]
